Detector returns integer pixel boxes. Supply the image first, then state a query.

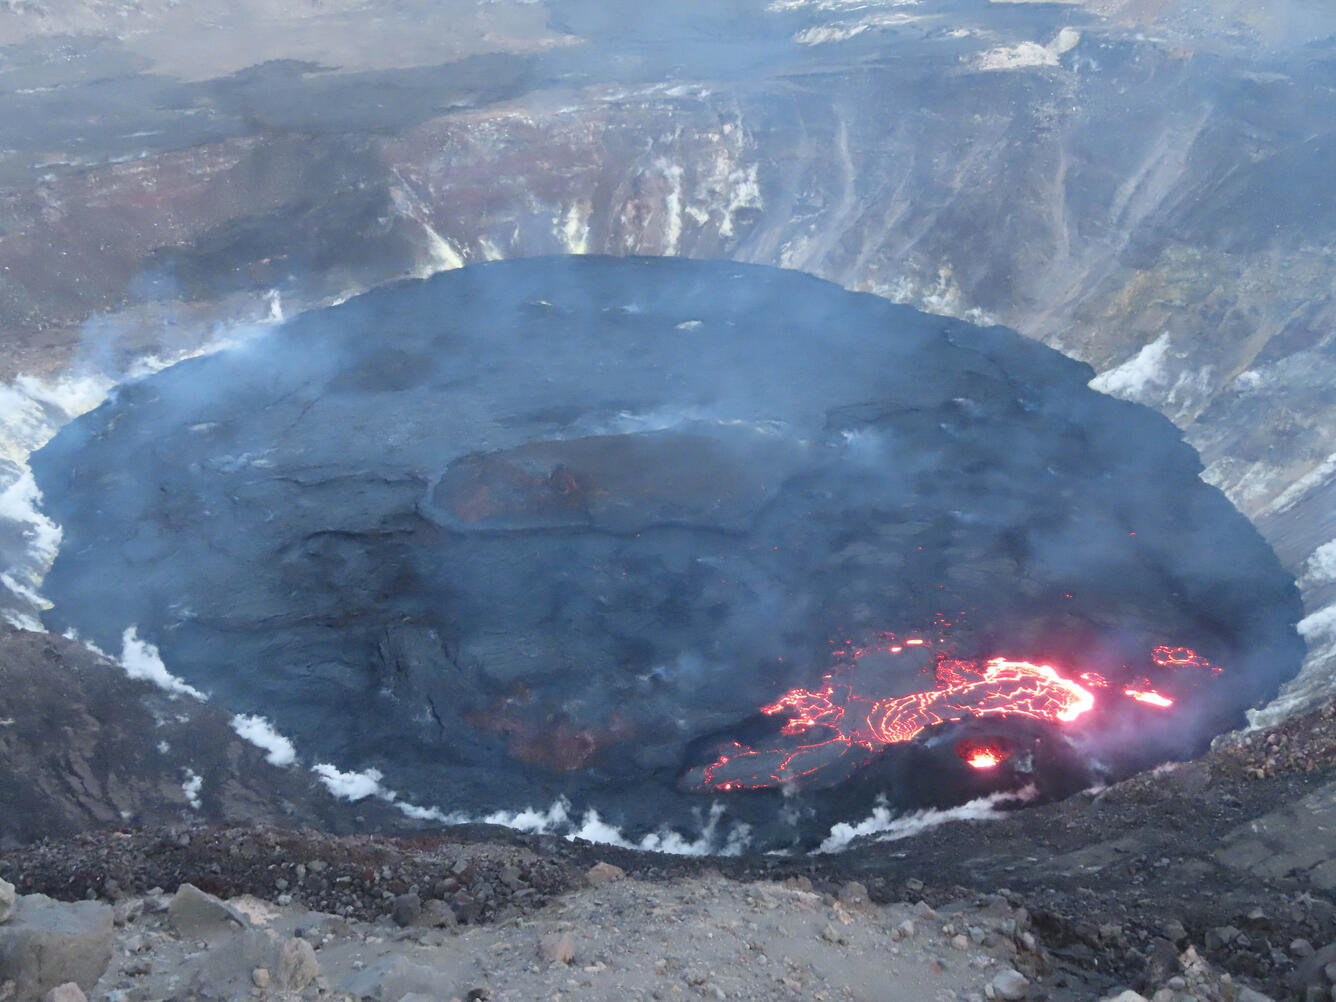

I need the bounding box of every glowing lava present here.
[1152,646,1220,672]
[1124,688,1174,708]
[956,738,1012,769]
[680,639,1220,794]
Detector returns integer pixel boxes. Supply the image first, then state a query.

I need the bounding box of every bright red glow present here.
[1152,646,1220,673]
[682,650,1094,792]
[956,737,1012,769]
[1124,687,1174,708]
[679,637,1224,793]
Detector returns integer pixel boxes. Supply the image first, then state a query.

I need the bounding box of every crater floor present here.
[31,256,1304,848]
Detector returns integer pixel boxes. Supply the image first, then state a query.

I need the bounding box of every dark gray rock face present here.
[30,257,1303,845]
[1217,781,1336,890]
[0,624,413,847]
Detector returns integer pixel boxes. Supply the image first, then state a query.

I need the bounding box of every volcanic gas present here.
[30,256,1304,849]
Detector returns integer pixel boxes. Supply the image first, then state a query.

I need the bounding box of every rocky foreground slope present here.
[2,836,1330,1002]
[0,865,1126,1002]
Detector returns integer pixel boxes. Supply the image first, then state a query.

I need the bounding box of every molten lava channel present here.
[681,637,1215,793]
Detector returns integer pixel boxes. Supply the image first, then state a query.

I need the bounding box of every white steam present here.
[977,28,1080,72]
[1302,538,1336,585]
[816,786,1038,853]
[119,626,207,701]
[230,714,298,767]
[0,472,62,570]
[773,0,922,45]
[312,763,387,802]
[307,765,752,856]
[1298,603,1336,643]
[0,302,281,631]
[479,798,751,857]
[310,763,452,823]
[182,769,204,810]
[1089,333,1173,402]
[0,373,114,628]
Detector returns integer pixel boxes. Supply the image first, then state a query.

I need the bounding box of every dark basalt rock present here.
[0,625,411,848]
[31,256,1304,848]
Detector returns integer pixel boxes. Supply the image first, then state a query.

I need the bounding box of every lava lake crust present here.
[32,255,1304,848]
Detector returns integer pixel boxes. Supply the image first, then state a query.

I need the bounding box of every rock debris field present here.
[0,864,1273,1002]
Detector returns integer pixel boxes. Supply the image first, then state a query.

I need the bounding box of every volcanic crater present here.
[30,254,1305,849]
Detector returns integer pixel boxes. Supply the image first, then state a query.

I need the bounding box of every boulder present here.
[40,986,85,1002]
[0,881,14,924]
[188,929,283,995]
[167,884,246,938]
[417,900,457,930]
[991,968,1029,1001]
[0,894,113,1002]
[1293,942,1336,1000]
[837,881,871,910]
[585,863,625,886]
[390,892,421,928]
[341,956,446,1001]
[538,932,574,965]
[277,937,319,991]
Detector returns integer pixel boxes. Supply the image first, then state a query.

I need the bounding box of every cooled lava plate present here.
[33,256,1305,848]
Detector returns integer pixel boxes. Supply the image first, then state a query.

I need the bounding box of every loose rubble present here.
[0,875,1070,1002]
[5,864,1308,1002]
